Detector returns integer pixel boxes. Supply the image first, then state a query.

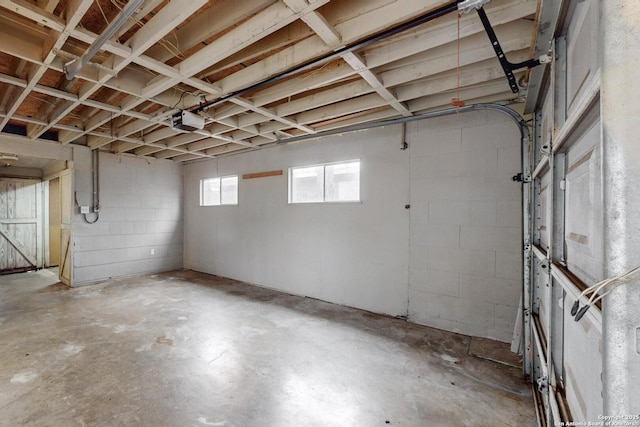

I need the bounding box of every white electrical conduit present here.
[273,102,534,378]
[65,0,144,80]
[191,102,535,382]
[276,103,528,146]
[83,149,100,224]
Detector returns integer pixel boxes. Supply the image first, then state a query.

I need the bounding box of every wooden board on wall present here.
[58,170,72,286]
[242,170,283,179]
[49,177,61,267]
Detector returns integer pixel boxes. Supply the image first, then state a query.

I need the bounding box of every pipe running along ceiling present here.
[0,0,541,162]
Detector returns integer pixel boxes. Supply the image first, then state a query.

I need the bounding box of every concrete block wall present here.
[406,110,523,342]
[184,125,410,317]
[184,110,524,342]
[73,152,183,285]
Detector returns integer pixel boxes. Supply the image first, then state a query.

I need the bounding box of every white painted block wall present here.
[184,125,410,316]
[73,152,183,285]
[406,110,522,342]
[184,110,523,341]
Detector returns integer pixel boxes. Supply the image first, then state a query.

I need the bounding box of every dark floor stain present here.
[227,290,247,296]
[37,283,69,293]
[469,337,522,367]
[155,336,174,346]
[360,311,380,319]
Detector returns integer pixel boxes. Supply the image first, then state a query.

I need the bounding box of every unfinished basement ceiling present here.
[0,0,540,162]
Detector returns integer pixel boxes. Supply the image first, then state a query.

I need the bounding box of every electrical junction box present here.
[171,110,205,131]
[80,206,90,214]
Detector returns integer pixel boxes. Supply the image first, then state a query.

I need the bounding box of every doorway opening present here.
[0,156,73,286]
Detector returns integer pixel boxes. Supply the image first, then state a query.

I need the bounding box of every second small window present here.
[289,160,360,203]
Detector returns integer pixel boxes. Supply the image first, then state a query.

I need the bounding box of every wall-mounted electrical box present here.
[80,206,90,214]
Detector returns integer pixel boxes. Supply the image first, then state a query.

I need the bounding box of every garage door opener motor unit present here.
[171,110,205,132]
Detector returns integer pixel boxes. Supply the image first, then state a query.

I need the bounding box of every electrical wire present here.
[171,88,205,110]
[95,0,110,28]
[451,12,465,109]
[244,60,334,102]
[110,0,185,59]
[571,265,640,321]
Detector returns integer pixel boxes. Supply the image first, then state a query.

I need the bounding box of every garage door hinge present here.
[537,376,548,392]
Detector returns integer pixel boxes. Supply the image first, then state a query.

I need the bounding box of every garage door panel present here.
[564,120,602,285]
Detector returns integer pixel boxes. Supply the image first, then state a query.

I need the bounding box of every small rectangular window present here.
[200,175,238,206]
[290,165,324,203]
[289,160,360,204]
[325,161,360,202]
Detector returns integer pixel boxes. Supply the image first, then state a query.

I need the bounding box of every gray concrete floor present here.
[0,269,537,427]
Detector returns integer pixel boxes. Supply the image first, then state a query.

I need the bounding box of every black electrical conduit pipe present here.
[190,1,543,114]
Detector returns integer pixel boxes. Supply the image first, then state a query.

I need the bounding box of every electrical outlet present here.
[80,206,90,214]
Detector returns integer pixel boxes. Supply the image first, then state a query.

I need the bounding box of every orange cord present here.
[451,13,465,109]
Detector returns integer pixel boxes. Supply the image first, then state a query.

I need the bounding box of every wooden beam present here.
[32,0,208,140]
[0,0,538,159]
[394,50,530,102]
[145,0,270,64]
[36,0,61,13]
[0,133,72,160]
[232,22,533,132]
[341,52,412,116]
[243,170,283,180]
[113,0,164,40]
[0,0,93,130]
[0,0,65,31]
[295,6,412,117]
[180,0,328,77]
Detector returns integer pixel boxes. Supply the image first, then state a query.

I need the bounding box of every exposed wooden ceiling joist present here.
[0,0,539,161]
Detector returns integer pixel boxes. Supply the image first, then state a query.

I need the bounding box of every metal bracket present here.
[475,6,546,93]
[512,173,532,183]
[539,53,553,64]
[540,144,552,157]
[64,0,143,80]
[538,258,550,271]
[55,49,118,78]
[537,376,549,392]
[457,0,491,14]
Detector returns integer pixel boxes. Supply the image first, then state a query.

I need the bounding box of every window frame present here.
[199,174,239,206]
[288,159,361,204]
